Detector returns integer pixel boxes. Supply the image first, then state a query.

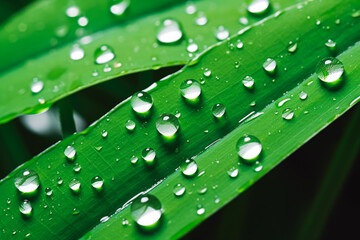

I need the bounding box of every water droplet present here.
[73,164,81,173]
[78,16,88,27]
[173,183,186,197]
[110,0,130,16]
[181,159,198,177]
[131,91,153,114]
[180,79,201,101]
[157,19,183,44]
[66,6,80,18]
[142,148,156,165]
[196,205,205,215]
[95,45,115,64]
[288,41,298,53]
[102,130,108,138]
[248,0,270,15]
[215,26,229,41]
[72,208,80,215]
[125,120,136,131]
[236,135,262,163]
[130,155,138,164]
[299,91,308,100]
[239,17,249,25]
[277,98,291,107]
[242,76,255,89]
[187,42,198,53]
[70,45,85,60]
[325,39,336,51]
[156,114,180,137]
[45,187,53,196]
[57,177,63,185]
[195,14,207,26]
[14,169,40,195]
[227,167,239,178]
[212,104,226,118]
[19,200,32,216]
[91,176,104,191]
[100,216,110,223]
[263,58,277,74]
[198,187,207,195]
[316,57,344,86]
[236,40,244,49]
[69,179,81,193]
[185,3,196,14]
[64,145,76,161]
[131,194,162,228]
[30,78,44,94]
[351,10,360,18]
[282,108,294,120]
[253,161,263,172]
[204,69,212,77]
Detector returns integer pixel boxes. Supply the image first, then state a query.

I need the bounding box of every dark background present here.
[0,1,358,239]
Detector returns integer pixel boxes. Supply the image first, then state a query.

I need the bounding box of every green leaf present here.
[0,0,302,123]
[1,0,359,239]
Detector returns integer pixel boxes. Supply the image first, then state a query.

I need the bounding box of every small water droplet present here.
[187,42,198,53]
[282,108,294,120]
[125,120,136,131]
[325,39,336,50]
[142,148,156,165]
[212,104,226,118]
[299,91,308,100]
[236,135,262,163]
[186,3,196,14]
[64,145,76,161]
[195,14,207,26]
[19,200,32,216]
[91,176,104,191]
[131,194,162,228]
[72,208,80,215]
[196,205,205,215]
[73,164,81,173]
[316,57,344,87]
[248,0,270,15]
[102,130,108,138]
[180,79,201,101]
[215,26,229,41]
[242,76,255,89]
[173,183,186,197]
[66,6,80,18]
[94,45,115,64]
[198,187,207,195]
[277,98,291,107]
[239,17,249,25]
[57,177,63,185]
[263,58,277,74]
[227,167,239,178]
[69,179,81,193]
[203,69,212,77]
[181,159,198,177]
[351,10,360,18]
[156,113,180,137]
[288,41,298,53]
[14,169,40,195]
[100,216,110,223]
[236,39,244,49]
[253,161,263,172]
[45,187,53,196]
[110,0,130,16]
[131,91,153,114]
[30,78,44,94]
[157,19,183,44]
[77,16,88,27]
[70,45,85,60]
[130,155,138,164]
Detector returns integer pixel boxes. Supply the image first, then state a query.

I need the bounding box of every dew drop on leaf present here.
[181,159,198,177]
[110,0,130,16]
[242,76,255,89]
[157,19,183,44]
[236,135,262,163]
[180,79,201,101]
[212,103,226,118]
[94,45,115,64]
[173,183,186,197]
[69,179,81,193]
[215,26,229,41]
[131,194,162,228]
[288,41,298,53]
[64,145,76,161]
[186,42,198,53]
[316,57,344,86]
[282,108,294,120]
[156,113,180,137]
[263,58,277,74]
[125,120,136,131]
[91,176,104,191]
[130,91,153,114]
[70,45,85,60]
[247,0,270,15]
[66,6,80,18]
[299,91,308,100]
[227,167,239,178]
[195,14,207,26]
[196,205,205,215]
[130,155,138,164]
[142,148,156,165]
[325,39,336,50]
[14,169,40,194]
[45,187,53,196]
[30,78,44,94]
[19,200,32,216]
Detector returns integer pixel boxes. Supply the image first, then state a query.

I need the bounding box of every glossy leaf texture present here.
[0,0,359,239]
[0,0,302,123]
